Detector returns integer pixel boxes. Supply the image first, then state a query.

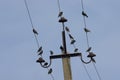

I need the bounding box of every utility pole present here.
[36,16,96,80]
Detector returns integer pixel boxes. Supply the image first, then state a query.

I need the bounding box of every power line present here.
[24,0,55,80]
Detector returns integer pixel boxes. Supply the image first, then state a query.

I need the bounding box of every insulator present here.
[36,57,45,63]
[59,17,67,23]
[87,52,96,58]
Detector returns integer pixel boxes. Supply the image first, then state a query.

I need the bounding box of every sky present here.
[0,0,120,80]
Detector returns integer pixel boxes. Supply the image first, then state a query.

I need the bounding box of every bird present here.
[38,50,43,55]
[58,11,63,17]
[44,62,48,66]
[50,50,54,55]
[74,48,78,52]
[82,11,88,18]
[65,26,70,32]
[69,34,74,40]
[33,28,38,35]
[37,46,42,52]
[84,28,91,32]
[60,45,64,51]
[86,47,92,52]
[70,39,76,44]
[48,68,52,74]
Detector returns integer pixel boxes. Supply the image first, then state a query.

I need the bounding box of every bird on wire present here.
[58,11,63,17]
[48,68,53,74]
[33,28,38,35]
[84,28,91,32]
[37,46,42,52]
[82,11,88,18]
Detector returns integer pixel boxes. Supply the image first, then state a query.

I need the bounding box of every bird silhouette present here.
[84,28,91,32]
[50,50,54,55]
[82,11,88,18]
[48,68,52,74]
[33,28,38,35]
[38,50,43,55]
[69,34,74,40]
[58,11,63,17]
[44,62,48,66]
[60,45,64,51]
[86,47,92,52]
[74,48,78,52]
[37,46,42,52]
[70,39,76,44]
[65,26,70,32]
[36,57,45,63]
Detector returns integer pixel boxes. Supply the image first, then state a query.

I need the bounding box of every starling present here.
[48,68,52,74]
[70,39,76,44]
[33,28,38,35]
[69,34,74,40]
[84,28,91,32]
[60,45,64,51]
[38,50,43,55]
[65,26,70,32]
[86,47,92,52]
[82,11,88,18]
[37,46,42,52]
[74,48,78,52]
[44,62,48,66]
[58,11,63,17]
[50,50,54,55]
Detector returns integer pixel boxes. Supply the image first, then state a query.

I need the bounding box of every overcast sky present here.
[0,0,120,80]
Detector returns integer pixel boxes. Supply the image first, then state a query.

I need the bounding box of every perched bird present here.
[44,62,48,66]
[60,45,64,51]
[69,34,74,40]
[65,26,70,32]
[58,11,63,17]
[37,46,42,52]
[70,39,76,44]
[74,48,78,52]
[38,50,43,55]
[82,11,88,18]
[33,28,38,35]
[86,47,92,52]
[50,50,54,55]
[87,52,96,58]
[84,28,91,32]
[48,68,52,74]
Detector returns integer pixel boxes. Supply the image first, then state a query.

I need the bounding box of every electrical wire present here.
[92,62,102,80]
[57,0,61,13]
[80,0,102,80]
[24,0,40,48]
[24,0,55,80]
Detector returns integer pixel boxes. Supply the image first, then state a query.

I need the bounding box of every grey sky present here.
[0,0,120,80]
